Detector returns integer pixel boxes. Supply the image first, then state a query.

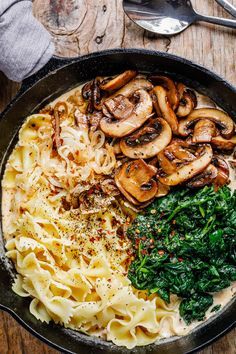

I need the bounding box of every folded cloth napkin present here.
[0,0,54,82]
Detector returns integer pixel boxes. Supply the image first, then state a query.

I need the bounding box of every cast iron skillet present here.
[0,49,235,354]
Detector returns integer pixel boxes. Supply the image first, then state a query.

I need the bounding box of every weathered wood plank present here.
[0,0,236,353]
[33,0,236,86]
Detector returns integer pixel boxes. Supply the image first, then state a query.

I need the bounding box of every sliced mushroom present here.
[115,179,140,205]
[192,119,217,143]
[156,181,170,197]
[152,86,179,134]
[100,89,153,137]
[159,145,213,186]
[168,139,196,161]
[157,139,196,175]
[176,83,185,100]
[211,135,236,151]
[115,159,158,204]
[82,77,102,113]
[229,160,236,169]
[176,89,197,117]
[108,78,153,99]
[178,108,235,139]
[100,70,137,91]
[186,164,218,188]
[120,118,172,159]
[212,157,230,188]
[113,141,122,155]
[151,91,162,117]
[104,95,134,120]
[157,149,177,175]
[149,75,179,110]
[82,81,93,100]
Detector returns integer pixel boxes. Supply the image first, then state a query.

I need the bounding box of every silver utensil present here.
[215,0,236,18]
[123,0,236,35]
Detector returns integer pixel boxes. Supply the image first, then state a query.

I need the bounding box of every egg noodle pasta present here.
[2,74,236,349]
[1,94,183,349]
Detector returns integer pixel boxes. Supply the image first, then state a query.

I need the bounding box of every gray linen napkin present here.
[0,0,54,82]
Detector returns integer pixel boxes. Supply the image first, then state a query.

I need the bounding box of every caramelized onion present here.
[52,102,68,150]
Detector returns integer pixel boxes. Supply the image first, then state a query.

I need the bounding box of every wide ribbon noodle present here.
[2,91,195,349]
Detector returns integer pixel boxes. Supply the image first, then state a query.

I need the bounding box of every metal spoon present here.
[215,0,236,18]
[123,0,236,35]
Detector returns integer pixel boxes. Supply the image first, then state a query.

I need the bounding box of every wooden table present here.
[0,0,236,353]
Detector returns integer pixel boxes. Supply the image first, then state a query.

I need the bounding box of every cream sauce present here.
[46,84,236,330]
[2,80,236,340]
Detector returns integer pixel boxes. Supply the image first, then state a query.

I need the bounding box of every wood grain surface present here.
[0,0,236,353]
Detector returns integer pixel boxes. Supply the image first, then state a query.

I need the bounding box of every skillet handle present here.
[0,56,74,118]
[18,55,74,96]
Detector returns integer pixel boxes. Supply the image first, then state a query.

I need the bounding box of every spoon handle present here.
[195,13,236,29]
[215,0,236,18]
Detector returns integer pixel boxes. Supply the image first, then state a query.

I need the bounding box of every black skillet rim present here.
[0,48,235,354]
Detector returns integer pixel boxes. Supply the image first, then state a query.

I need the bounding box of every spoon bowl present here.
[123,0,236,35]
[123,0,195,35]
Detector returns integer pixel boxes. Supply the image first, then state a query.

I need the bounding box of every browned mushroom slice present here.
[186,164,218,188]
[115,178,140,205]
[229,160,236,169]
[115,159,158,203]
[100,89,153,138]
[104,95,134,120]
[82,81,93,100]
[157,150,177,175]
[152,86,179,134]
[100,70,137,91]
[93,78,102,110]
[151,91,162,117]
[211,135,236,151]
[168,139,196,161]
[178,108,235,139]
[156,181,170,197]
[82,77,102,113]
[212,157,230,188]
[157,139,195,175]
[113,141,122,155]
[120,118,172,159]
[176,89,197,118]
[192,119,217,143]
[159,145,213,186]
[149,75,179,110]
[108,78,153,99]
[176,82,185,100]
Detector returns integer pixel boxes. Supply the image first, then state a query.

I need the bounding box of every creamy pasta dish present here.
[2,71,236,349]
